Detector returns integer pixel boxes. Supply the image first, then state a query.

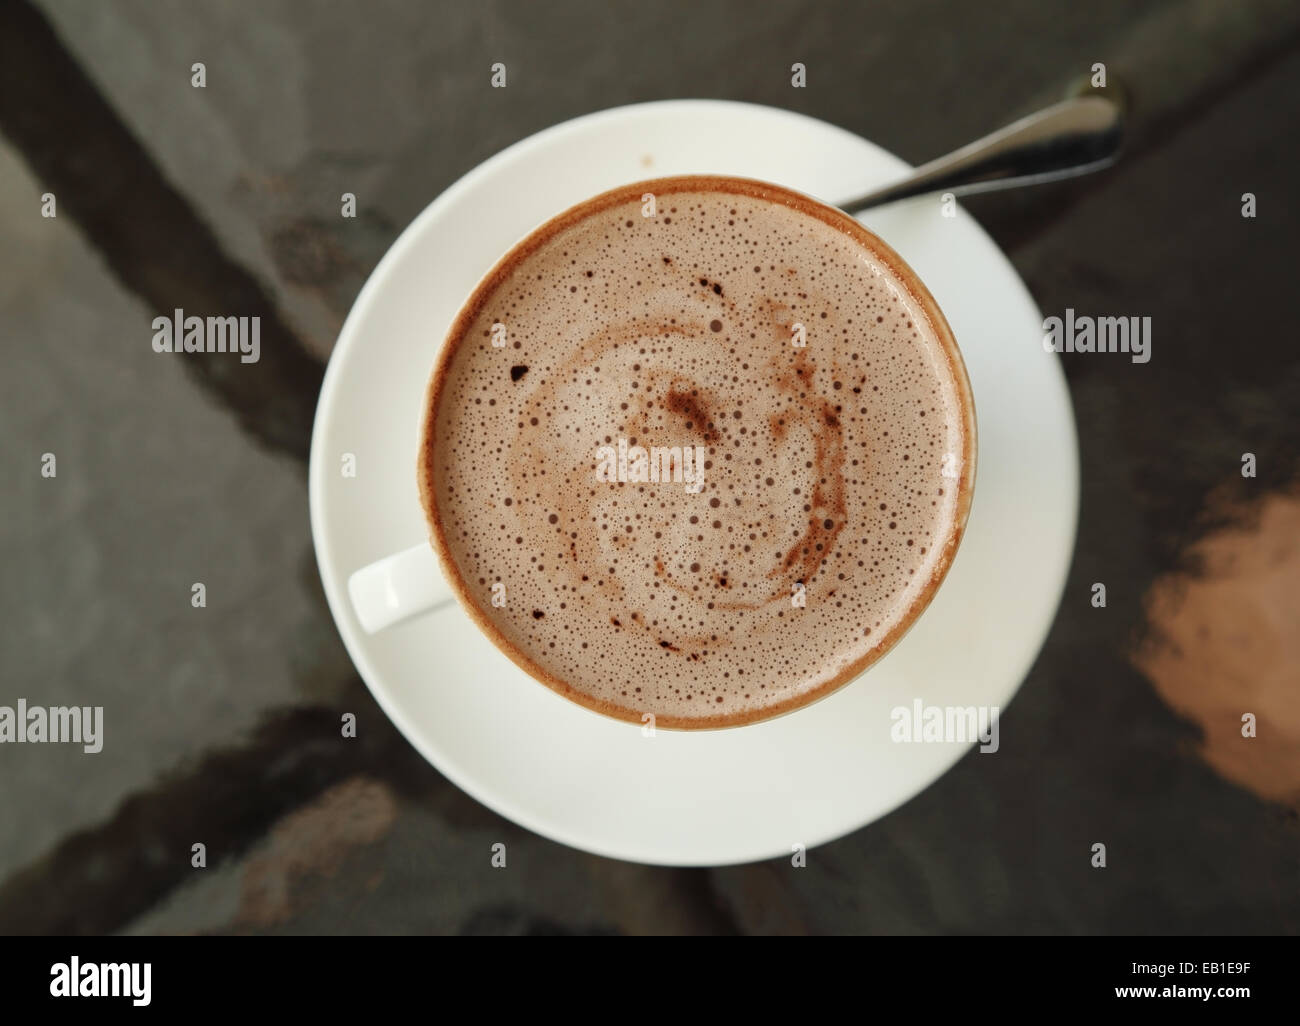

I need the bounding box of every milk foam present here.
[423,181,969,726]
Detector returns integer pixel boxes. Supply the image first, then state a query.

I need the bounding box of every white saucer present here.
[309,100,1079,866]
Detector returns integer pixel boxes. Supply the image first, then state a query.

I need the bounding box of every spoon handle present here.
[839,95,1124,215]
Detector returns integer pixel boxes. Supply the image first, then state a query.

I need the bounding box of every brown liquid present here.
[421,177,974,728]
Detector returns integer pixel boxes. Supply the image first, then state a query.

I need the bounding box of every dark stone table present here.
[0,0,1296,934]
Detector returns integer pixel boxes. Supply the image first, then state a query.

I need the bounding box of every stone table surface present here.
[0,0,1297,935]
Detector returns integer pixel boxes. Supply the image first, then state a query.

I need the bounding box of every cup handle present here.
[347,542,455,633]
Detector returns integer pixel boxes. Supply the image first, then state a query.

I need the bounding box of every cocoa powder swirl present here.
[421,178,972,728]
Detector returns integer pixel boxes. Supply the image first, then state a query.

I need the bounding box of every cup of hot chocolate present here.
[348,175,976,729]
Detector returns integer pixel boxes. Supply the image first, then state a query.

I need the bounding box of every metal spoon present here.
[838,94,1124,214]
